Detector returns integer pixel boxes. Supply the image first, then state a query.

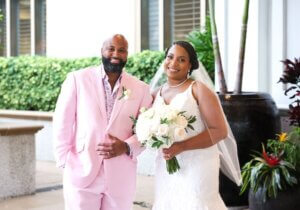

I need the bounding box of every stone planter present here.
[0,122,43,200]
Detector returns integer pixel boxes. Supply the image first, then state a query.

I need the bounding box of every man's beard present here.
[102,56,127,74]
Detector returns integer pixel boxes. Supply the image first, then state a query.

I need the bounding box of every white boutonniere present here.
[118,86,131,100]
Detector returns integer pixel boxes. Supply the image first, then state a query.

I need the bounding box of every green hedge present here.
[126,50,164,84]
[0,50,164,111]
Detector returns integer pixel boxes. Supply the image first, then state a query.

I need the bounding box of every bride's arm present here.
[193,81,228,142]
[163,81,227,159]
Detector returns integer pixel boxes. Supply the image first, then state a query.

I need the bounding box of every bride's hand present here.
[162,142,184,160]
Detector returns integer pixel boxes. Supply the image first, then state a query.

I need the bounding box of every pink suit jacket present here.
[53,66,153,199]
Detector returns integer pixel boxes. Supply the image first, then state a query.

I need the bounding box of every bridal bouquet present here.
[135,105,196,174]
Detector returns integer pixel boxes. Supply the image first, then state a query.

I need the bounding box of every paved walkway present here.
[0,161,154,210]
[0,161,247,210]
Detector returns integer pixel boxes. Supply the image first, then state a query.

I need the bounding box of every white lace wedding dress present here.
[152,82,227,210]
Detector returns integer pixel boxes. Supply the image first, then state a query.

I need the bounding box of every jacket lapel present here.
[107,72,129,128]
[89,66,108,124]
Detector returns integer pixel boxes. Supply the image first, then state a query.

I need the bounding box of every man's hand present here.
[96,134,127,159]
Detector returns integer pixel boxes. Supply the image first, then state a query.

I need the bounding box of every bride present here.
[150,41,241,210]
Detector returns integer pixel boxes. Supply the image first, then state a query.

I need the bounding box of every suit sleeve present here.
[125,85,153,159]
[53,73,77,168]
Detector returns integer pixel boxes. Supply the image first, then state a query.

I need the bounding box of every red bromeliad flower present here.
[262,146,280,167]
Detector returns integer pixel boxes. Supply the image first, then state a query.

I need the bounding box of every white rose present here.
[136,127,151,142]
[150,117,161,133]
[174,127,186,140]
[143,108,155,119]
[156,104,170,116]
[166,109,178,121]
[156,123,169,137]
[136,119,152,141]
[175,115,188,128]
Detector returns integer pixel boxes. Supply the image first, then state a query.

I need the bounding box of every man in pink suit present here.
[53,34,153,210]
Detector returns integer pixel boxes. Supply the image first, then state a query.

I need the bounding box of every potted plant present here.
[278,57,300,173]
[240,133,300,210]
[239,57,300,209]
[207,0,281,206]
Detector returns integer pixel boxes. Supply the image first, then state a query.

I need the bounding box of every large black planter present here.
[218,92,281,206]
[249,185,300,210]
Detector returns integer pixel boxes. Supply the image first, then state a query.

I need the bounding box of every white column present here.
[270,0,287,108]
[134,0,141,53]
[215,0,260,92]
[158,0,164,51]
[200,0,206,30]
[258,0,271,93]
[214,0,228,90]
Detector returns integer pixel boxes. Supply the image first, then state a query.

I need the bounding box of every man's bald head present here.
[101,34,128,74]
[101,34,128,51]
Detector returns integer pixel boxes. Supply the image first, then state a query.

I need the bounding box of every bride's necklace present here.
[166,78,188,88]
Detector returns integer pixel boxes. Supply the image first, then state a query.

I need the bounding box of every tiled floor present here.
[0,161,247,210]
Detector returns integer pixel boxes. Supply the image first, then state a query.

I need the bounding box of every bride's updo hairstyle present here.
[165,41,199,75]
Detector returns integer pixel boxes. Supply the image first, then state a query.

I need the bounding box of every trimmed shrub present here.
[0,50,163,111]
[0,56,100,111]
[126,50,164,84]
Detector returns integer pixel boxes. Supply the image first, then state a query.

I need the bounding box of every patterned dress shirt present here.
[100,65,123,122]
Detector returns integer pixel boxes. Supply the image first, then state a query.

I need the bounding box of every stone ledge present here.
[0,109,53,121]
[0,123,43,136]
[279,108,288,116]
[0,125,42,200]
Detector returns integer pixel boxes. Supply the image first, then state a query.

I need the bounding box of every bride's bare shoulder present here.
[191,81,216,101]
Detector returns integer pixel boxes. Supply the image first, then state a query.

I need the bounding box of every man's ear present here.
[101,47,105,57]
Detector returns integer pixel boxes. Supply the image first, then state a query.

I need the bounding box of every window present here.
[18,0,31,55]
[141,0,204,51]
[0,0,6,56]
[0,0,46,56]
[10,0,31,56]
[141,0,160,51]
[171,0,201,42]
[148,0,159,50]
